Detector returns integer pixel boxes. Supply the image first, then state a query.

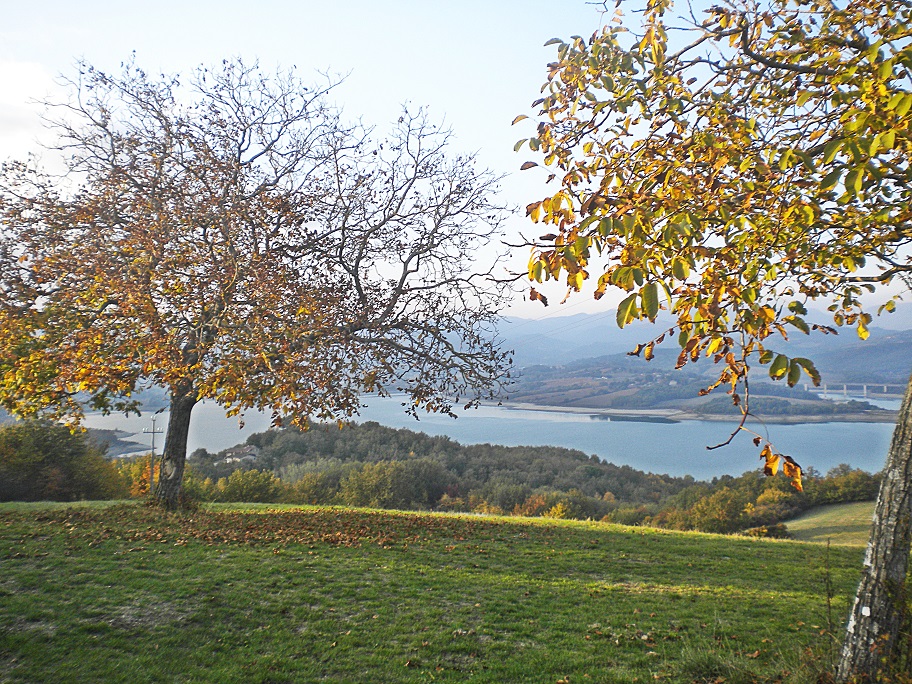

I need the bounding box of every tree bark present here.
[836,373,912,681]
[154,386,198,510]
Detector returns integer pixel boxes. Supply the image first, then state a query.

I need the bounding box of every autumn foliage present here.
[517,0,912,677]
[0,58,509,508]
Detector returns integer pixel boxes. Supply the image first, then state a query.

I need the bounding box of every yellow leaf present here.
[761,444,780,477]
[782,456,803,492]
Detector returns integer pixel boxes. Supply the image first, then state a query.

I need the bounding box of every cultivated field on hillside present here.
[786,502,875,547]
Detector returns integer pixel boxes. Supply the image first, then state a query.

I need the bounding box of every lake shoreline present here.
[495,401,899,425]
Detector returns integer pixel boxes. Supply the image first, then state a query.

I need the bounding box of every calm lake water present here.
[83,396,897,480]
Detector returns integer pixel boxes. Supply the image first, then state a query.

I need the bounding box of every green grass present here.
[0,502,865,683]
[786,502,875,546]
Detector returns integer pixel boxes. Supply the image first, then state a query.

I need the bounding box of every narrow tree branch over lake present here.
[0,58,511,508]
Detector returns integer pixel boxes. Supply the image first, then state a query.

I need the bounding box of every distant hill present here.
[500,312,677,367]
[501,310,912,386]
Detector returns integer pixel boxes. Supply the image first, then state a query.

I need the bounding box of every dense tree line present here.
[510,355,885,415]
[617,465,881,535]
[695,396,882,417]
[178,422,879,532]
[1,419,880,535]
[181,422,695,516]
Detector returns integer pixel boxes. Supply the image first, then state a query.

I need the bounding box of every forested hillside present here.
[186,421,693,519]
[168,422,881,535]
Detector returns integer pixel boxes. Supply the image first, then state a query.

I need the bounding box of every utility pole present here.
[142,414,165,496]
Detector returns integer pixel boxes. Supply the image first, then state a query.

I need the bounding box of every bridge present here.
[803,383,907,399]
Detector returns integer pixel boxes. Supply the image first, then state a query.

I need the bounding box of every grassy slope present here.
[1,502,864,683]
[786,501,875,547]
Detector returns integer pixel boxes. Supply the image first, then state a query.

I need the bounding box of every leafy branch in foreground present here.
[517,0,912,679]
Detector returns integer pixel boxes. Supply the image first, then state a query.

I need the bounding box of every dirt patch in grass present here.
[106,599,191,631]
[5,616,57,636]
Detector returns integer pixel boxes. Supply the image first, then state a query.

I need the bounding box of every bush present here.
[740,524,792,539]
[212,469,286,503]
[116,456,160,498]
[338,459,449,510]
[0,420,128,501]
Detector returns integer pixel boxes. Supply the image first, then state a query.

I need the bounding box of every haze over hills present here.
[500,305,912,416]
[502,305,912,385]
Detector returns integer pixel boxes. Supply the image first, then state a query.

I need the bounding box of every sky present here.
[0,0,627,319]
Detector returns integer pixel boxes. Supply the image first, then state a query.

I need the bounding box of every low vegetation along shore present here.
[1,501,866,683]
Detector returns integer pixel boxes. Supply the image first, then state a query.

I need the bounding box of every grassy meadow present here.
[1,502,867,683]
[785,502,875,547]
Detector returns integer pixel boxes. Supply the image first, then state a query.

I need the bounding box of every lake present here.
[83,396,897,480]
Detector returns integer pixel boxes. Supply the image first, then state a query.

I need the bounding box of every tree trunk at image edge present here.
[154,390,197,509]
[836,373,912,681]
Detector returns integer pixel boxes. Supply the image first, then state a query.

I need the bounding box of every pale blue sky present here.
[0,1,623,316]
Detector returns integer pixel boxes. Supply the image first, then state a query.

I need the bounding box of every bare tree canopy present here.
[0,58,511,508]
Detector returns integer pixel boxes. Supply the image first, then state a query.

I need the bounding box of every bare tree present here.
[0,58,510,508]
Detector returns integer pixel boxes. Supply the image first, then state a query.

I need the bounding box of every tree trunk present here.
[154,387,198,510]
[836,373,912,681]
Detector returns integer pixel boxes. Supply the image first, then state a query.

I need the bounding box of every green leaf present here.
[616,293,639,329]
[787,316,810,334]
[868,134,879,157]
[544,38,563,47]
[513,139,528,152]
[778,149,793,171]
[882,130,896,150]
[896,94,912,118]
[820,167,843,191]
[612,266,632,289]
[769,354,789,379]
[844,167,863,196]
[792,357,821,385]
[794,150,815,171]
[822,138,843,164]
[641,283,659,320]
[759,349,774,365]
[787,359,802,387]
[512,115,529,125]
[671,257,689,280]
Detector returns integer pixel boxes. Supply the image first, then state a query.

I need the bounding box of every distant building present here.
[218,445,259,465]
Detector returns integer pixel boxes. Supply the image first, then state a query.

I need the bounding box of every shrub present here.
[740,524,792,539]
[0,420,128,501]
[212,469,286,503]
